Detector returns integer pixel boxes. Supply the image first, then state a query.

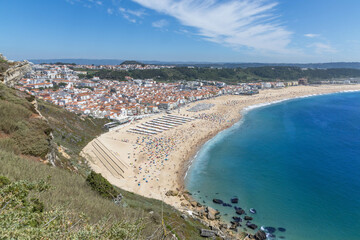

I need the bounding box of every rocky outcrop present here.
[0,53,7,61]
[200,229,216,238]
[1,60,31,87]
[254,230,267,240]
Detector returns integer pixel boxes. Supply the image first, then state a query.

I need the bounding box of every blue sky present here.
[1,0,359,63]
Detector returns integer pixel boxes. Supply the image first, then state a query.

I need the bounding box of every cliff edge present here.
[0,53,32,87]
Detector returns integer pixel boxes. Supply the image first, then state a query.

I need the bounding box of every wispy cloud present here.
[310,42,337,54]
[304,33,320,38]
[107,8,114,15]
[152,19,169,28]
[132,0,292,52]
[118,7,146,23]
[66,0,102,8]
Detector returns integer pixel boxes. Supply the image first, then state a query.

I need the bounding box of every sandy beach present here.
[81,84,360,210]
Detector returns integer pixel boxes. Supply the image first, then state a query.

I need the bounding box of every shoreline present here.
[180,87,360,193]
[81,85,360,237]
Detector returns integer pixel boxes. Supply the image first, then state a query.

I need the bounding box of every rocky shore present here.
[165,189,267,239]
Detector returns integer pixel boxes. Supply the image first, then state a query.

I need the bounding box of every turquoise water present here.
[185,92,360,240]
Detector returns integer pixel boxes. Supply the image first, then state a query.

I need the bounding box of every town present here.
[15,62,354,122]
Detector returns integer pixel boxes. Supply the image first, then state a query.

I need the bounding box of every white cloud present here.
[304,33,320,38]
[118,7,146,23]
[132,0,292,52]
[310,42,337,54]
[107,8,114,14]
[152,19,169,28]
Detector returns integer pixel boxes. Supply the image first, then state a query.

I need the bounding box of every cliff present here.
[1,60,32,87]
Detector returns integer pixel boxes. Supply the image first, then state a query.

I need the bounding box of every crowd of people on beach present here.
[223,100,240,106]
[132,136,178,186]
[195,112,229,124]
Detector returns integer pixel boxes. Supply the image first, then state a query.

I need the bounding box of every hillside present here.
[29,58,360,70]
[0,82,212,239]
[80,66,360,83]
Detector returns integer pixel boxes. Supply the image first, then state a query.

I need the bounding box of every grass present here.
[0,150,208,239]
[37,100,109,173]
[0,82,210,239]
[0,84,51,158]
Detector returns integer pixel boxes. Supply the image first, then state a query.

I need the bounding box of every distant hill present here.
[29,58,360,69]
[120,60,144,65]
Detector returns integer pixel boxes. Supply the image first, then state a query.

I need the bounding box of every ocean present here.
[185,91,360,240]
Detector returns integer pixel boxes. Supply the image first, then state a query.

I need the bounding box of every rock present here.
[2,60,32,87]
[219,223,228,230]
[113,193,123,205]
[232,216,242,222]
[246,222,258,230]
[190,200,197,207]
[231,197,239,204]
[213,198,223,204]
[165,190,178,196]
[235,207,245,215]
[206,207,219,220]
[222,203,232,207]
[181,214,188,219]
[263,226,276,233]
[278,227,286,232]
[244,216,253,221]
[249,208,257,214]
[200,229,216,238]
[254,230,267,240]
[180,202,187,207]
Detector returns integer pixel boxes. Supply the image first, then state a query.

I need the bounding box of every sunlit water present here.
[185,92,360,240]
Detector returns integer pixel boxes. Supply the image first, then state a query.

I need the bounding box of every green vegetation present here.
[0,84,51,158]
[0,174,144,239]
[79,66,360,83]
[86,171,118,199]
[0,81,210,239]
[121,60,144,65]
[0,149,208,239]
[37,99,108,173]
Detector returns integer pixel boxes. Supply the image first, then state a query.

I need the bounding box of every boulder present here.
[244,216,253,221]
[165,190,178,196]
[113,193,123,205]
[207,207,219,220]
[246,222,258,230]
[190,200,197,207]
[200,229,216,238]
[231,198,239,204]
[235,208,245,215]
[232,216,242,222]
[213,198,223,204]
[254,230,267,240]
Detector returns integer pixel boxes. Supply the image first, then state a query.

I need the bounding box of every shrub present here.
[86,171,118,199]
[0,177,144,239]
[0,176,10,188]
[0,138,20,154]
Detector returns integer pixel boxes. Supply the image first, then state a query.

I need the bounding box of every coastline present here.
[81,85,360,224]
